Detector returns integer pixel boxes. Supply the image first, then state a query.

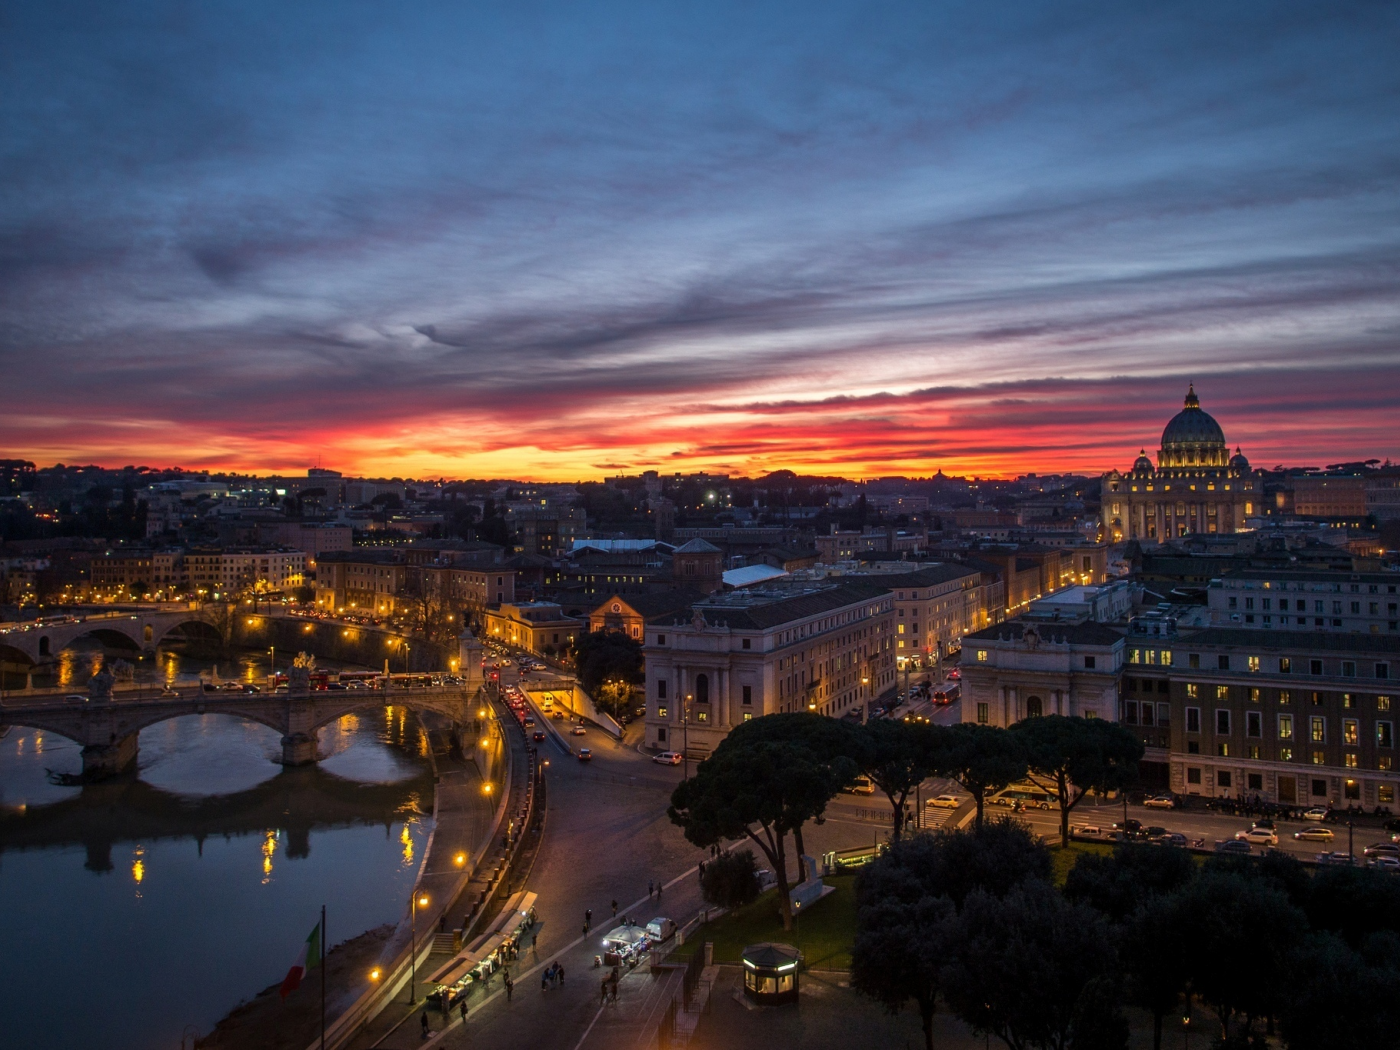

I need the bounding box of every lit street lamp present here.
[409,891,430,1002]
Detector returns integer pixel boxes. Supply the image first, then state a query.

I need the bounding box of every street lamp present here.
[268,645,275,682]
[409,891,430,1002]
[682,693,693,779]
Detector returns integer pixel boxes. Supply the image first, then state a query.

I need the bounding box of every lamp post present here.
[409,890,429,1002]
[268,645,275,684]
[403,642,411,674]
[682,693,693,779]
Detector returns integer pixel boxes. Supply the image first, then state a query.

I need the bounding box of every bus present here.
[990,783,1056,810]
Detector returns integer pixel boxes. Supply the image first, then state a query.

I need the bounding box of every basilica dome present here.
[1158,385,1228,468]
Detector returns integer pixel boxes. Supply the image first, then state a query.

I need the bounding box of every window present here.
[658,705,668,719]
[742,685,752,705]
[1157,703,1170,725]
[1379,663,1391,680]
[1344,719,1359,745]
[1218,655,1230,671]
[657,634,666,645]
[1343,693,1355,709]
[1218,770,1232,788]
[1279,657,1291,674]
[1280,747,1293,762]
[976,702,988,724]
[658,680,668,700]
[656,726,667,741]
[1187,707,1201,733]
[1280,690,1292,705]
[1312,778,1328,796]
[1084,656,1096,669]
[742,638,751,650]
[1218,743,1230,757]
[695,709,708,723]
[1382,696,1393,712]
[1279,715,1294,740]
[1124,700,1139,724]
[1186,683,1199,699]
[1161,651,1172,666]
[1345,754,1359,769]
[1027,696,1043,718]
[1343,661,1356,678]
[1381,722,1394,748]
[1216,710,1231,734]
[1311,659,1323,675]
[1311,716,1326,743]
[1188,741,1200,754]
[1381,784,1396,804]
[976,650,988,662]
[1312,751,1326,766]
[1187,767,1202,785]
[1250,688,1261,703]
[695,674,709,704]
[1248,772,1263,790]
[1248,656,1260,673]
[1189,653,1201,669]
[743,712,753,722]
[1216,685,1229,701]
[1247,711,1262,737]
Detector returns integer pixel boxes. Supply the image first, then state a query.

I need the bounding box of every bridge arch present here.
[148,618,224,649]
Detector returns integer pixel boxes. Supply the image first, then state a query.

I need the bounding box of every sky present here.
[2,1,1398,481]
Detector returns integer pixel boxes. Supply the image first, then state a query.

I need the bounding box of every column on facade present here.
[718,668,730,728]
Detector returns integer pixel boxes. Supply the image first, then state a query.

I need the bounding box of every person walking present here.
[541,972,549,992]
[505,973,514,1002]
[459,999,468,1024]
[656,882,663,903]
[647,879,654,898]
[698,860,705,880]
[421,1011,430,1040]
[611,899,618,918]
[557,963,565,985]
[601,977,609,1005]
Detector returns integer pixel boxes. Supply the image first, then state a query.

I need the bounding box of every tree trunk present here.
[748,825,795,930]
[792,823,807,882]
[919,995,936,1050]
[1152,1009,1162,1050]
[973,788,984,830]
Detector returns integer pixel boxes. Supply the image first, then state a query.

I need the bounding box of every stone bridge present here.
[0,609,222,665]
[0,686,487,779]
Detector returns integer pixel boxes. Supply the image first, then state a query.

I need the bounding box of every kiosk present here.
[741,942,801,1005]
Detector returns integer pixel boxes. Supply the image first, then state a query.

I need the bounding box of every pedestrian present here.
[459,999,468,1024]
[558,963,565,985]
[609,977,619,1002]
[648,879,654,898]
[601,978,609,1005]
[586,907,592,926]
[421,1010,430,1040]
[611,899,618,918]
[698,860,705,880]
[656,882,662,902]
[439,914,446,933]
[505,974,514,1002]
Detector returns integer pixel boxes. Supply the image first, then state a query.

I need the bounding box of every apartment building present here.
[1208,569,1400,634]
[641,581,897,756]
[314,550,408,613]
[481,601,581,655]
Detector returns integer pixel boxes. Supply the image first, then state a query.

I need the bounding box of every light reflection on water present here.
[0,702,435,1050]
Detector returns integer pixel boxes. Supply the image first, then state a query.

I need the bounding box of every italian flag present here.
[280,922,321,999]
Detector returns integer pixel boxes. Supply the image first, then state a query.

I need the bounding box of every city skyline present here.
[4,3,1399,479]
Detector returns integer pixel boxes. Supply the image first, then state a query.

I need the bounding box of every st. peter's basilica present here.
[1101,386,1261,542]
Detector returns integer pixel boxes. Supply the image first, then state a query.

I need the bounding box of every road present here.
[364,650,906,1050]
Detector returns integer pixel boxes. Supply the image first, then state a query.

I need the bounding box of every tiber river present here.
[0,643,435,1050]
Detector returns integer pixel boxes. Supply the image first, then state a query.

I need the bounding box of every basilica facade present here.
[1102,386,1261,543]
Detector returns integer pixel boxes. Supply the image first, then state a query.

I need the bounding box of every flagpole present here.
[320,904,327,1050]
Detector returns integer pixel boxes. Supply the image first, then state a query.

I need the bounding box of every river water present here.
[0,646,437,1050]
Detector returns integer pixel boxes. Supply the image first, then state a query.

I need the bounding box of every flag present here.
[280,922,321,999]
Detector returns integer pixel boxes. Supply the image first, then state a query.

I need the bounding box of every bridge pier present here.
[81,734,139,780]
[281,731,319,766]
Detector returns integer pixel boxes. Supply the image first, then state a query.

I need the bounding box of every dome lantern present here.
[1158,386,1228,468]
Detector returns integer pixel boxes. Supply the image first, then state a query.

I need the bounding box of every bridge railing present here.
[0,683,477,708]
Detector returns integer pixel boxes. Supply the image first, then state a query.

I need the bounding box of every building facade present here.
[481,601,581,656]
[1208,569,1400,634]
[1102,386,1262,542]
[641,582,897,755]
[960,621,1127,728]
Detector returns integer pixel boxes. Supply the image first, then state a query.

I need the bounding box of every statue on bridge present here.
[87,668,115,703]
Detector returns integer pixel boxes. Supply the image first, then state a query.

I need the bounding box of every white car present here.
[571,726,587,736]
[653,751,683,765]
[1302,807,1329,822]
[1235,827,1278,846]
[926,794,962,809]
[1143,795,1176,809]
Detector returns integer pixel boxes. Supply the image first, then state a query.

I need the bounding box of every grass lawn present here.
[671,873,859,970]
[1048,841,1113,886]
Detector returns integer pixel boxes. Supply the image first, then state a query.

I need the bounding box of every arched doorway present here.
[1026,696,1043,718]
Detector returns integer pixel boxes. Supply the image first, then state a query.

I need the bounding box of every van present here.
[844,775,876,795]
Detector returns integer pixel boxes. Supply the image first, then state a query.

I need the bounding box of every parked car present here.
[1294,826,1335,842]
[1072,825,1106,838]
[1152,832,1188,847]
[1369,856,1400,872]
[1316,851,1356,866]
[1363,842,1400,858]
[653,752,683,765]
[926,794,962,809]
[1302,807,1330,822]
[1235,828,1279,846]
[577,748,592,762]
[1143,795,1176,809]
[1215,840,1253,855]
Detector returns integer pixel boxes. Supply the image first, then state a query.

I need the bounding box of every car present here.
[1370,856,1400,872]
[532,730,546,742]
[63,694,89,703]
[325,682,347,690]
[1252,818,1276,831]
[1215,839,1253,855]
[1151,832,1188,847]
[1316,851,1356,866]
[551,710,565,720]
[1144,826,1168,839]
[1072,825,1106,838]
[1302,807,1330,822]
[946,668,961,680]
[1363,843,1400,858]
[653,751,683,765]
[1294,826,1335,842]
[577,748,592,762]
[1143,795,1176,809]
[1236,828,1279,846]
[571,726,587,736]
[523,717,535,727]
[926,794,962,809]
